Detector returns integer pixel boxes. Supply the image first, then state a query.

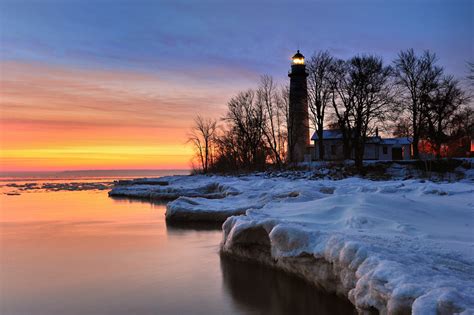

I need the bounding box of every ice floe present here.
[3,181,112,194]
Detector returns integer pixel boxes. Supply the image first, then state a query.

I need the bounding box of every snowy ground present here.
[109,174,474,314]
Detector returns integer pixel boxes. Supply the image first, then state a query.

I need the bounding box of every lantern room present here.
[292,50,305,65]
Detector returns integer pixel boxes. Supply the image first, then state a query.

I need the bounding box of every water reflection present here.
[220,254,356,315]
[109,195,168,206]
[165,219,222,232]
[170,220,357,315]
[2,187,357,315]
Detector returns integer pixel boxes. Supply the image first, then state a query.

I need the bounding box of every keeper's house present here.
[311,130,412,161]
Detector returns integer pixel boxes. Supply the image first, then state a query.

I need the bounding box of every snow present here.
[109,175,239,200]
[109,173,474,314]
[381,137,412,145]
[3,182,111,194]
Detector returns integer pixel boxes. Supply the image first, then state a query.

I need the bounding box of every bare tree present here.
[225,90,266,169]
[348,55,393,168]
[329,56,393,167]
[329,59,354,159]
[393,49,443,159]
[211,81,288,172]
[257,75,286,167]
[468,62,474,86]
[392,117,412,138]
[276,85,289,161]
[307,51,334,160]
[187,115,217,173]
[451,106,474,138]
[212,125,240,171]
[424,76,468,158]
[448,106,474,156]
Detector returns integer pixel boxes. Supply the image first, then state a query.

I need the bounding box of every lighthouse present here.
[288,50,309,163]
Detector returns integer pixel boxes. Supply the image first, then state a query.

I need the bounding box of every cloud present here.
[0,61,258,171]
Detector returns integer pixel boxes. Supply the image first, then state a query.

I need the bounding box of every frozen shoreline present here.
[108,172,474,314]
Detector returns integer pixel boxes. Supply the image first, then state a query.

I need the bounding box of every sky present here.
[0,0,472,171]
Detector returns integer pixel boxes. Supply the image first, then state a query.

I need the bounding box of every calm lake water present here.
[0,173,355,315]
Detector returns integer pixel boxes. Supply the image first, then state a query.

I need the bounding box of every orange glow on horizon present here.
[0,61,249,172]
[1,144,193,172]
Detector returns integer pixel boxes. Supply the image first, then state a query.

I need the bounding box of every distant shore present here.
[0,169,190,180]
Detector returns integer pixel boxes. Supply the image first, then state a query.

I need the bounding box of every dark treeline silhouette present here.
[189,75,288,173]
[189,49,473,173]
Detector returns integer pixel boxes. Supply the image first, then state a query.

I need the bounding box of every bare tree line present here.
[188,76,289,173]
[189,49,473,173]
[308,48,471,167]
[187,116,217,173]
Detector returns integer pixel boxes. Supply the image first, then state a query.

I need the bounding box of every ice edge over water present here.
[109,173,474,314]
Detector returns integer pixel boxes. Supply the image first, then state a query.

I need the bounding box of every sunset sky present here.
[0,0,472,171]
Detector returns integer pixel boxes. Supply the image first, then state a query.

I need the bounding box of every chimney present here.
[375,127,379,137]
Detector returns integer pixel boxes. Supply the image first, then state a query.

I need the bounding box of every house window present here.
[331,145,337,155]
[383,146,388,154]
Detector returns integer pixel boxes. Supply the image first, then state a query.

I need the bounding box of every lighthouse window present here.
[292,58,304,65]
[331,145,337,155]
[383,146,388,154]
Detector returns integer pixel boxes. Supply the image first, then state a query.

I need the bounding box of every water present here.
[0,172,355,314]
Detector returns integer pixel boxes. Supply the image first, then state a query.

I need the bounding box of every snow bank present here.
[110,174,332,221]
[220,178,474,314]
[166,176,336,222]
[109,173,474,313]
[109,175,240,200]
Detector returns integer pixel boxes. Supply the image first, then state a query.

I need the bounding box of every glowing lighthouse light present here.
[292,50,305,65]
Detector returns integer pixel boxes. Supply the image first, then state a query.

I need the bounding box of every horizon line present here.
[0,168,191,174]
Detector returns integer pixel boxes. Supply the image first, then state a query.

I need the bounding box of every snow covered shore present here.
[109,174,474,314]
[109,176,240,201]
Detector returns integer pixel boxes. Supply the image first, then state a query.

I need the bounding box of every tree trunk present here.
[412,136,419,160]
[412,109,420,159]
[343,140,351,160]
[341,128,352,160]
[317,128,324,160]
[353,139,363,169]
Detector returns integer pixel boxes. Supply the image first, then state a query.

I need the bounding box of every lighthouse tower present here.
[288,50,309,163]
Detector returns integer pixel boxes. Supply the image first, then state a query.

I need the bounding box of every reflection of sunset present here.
[0,186,225,314]
[0,62,247,171]
[0,188,165,224]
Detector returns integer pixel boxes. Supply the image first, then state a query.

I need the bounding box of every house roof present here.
[311,130,412,145]
[311,130,381,143]
[380,137,412,145]
[366,136,382,144]
[311,130,343,140]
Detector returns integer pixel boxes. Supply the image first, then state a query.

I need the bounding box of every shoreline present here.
[219,246,370,313]
[218,251,359,314]
[108,168,474,314]
[220,217,402,314]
